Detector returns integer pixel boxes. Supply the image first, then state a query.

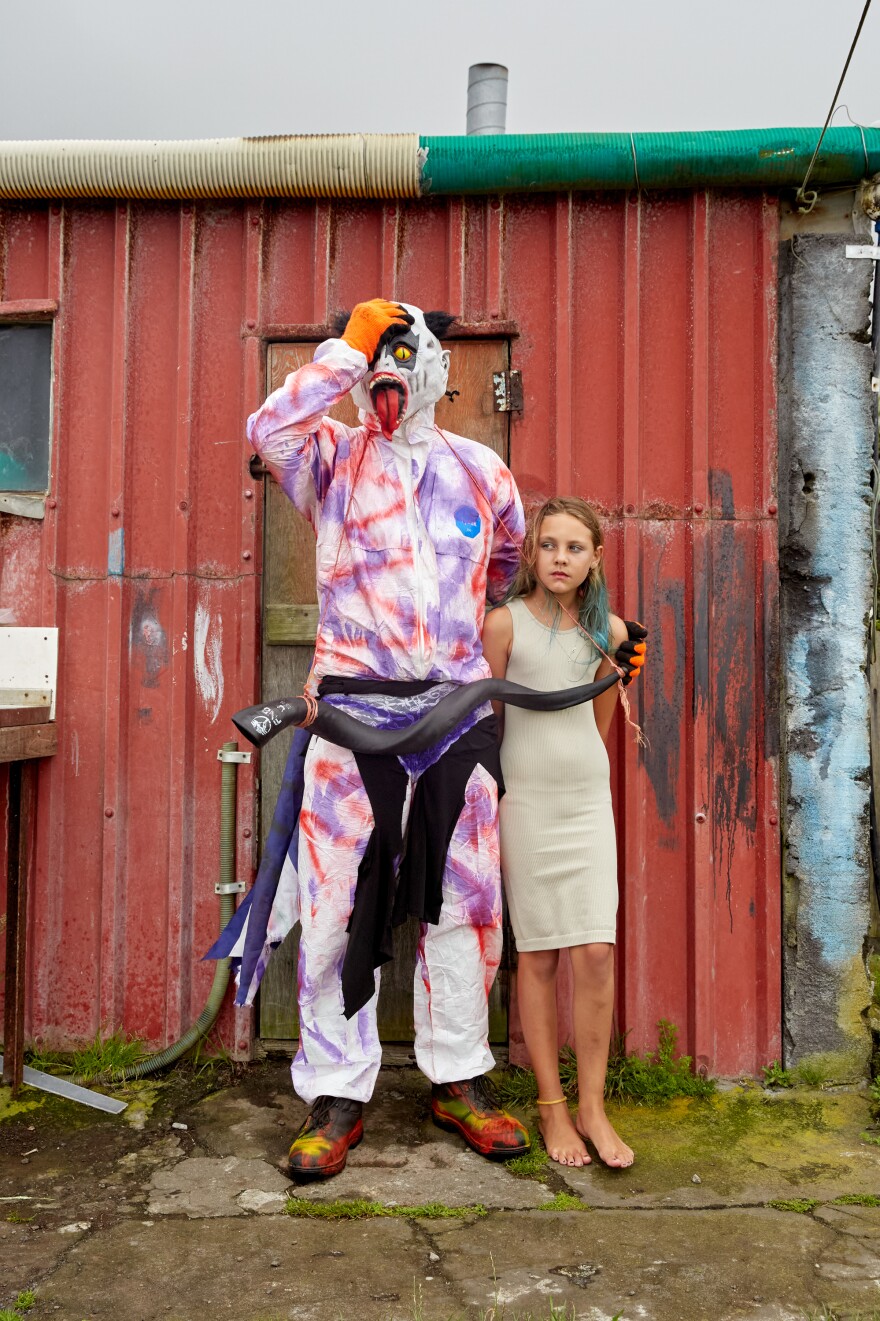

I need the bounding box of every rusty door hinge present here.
[492,370,523,414]
[249,453,271,479]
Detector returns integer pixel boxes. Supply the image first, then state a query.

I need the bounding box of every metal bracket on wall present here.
[492,370,523,413]
[217,749,252,764]
[215,880,246,895]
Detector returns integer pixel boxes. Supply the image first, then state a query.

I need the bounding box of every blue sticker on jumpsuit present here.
[454,505,481,538]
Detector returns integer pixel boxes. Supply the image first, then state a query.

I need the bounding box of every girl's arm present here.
[481,604,513,738]
[593,614,630,743]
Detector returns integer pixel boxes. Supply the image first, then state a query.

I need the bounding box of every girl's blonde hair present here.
[506,496,611,652]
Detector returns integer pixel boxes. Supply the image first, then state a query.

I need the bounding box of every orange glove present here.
[341,299,412,364]
[615,620,647,686]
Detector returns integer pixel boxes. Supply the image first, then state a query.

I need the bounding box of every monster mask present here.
[345,304,455,439]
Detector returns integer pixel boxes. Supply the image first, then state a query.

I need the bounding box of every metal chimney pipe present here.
[466,64,508,136]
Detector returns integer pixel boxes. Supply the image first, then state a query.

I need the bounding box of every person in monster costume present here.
[246,299,530,1178]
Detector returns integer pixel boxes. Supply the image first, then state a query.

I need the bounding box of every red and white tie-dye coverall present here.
[247,338,524,1104]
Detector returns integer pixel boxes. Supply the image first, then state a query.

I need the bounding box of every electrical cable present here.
[831,103,872,174]
[629,133,642,195]
[796,0,874,213]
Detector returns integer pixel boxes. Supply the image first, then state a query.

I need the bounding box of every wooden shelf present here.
[0,722,57,764]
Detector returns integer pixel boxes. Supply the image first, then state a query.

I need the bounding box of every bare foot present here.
[576,1105,634,1168]
[537,1105,591,1167]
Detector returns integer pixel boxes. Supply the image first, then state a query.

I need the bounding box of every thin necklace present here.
[530,592,578,632]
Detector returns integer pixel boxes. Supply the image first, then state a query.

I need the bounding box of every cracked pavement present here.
[2,1062,880,1320]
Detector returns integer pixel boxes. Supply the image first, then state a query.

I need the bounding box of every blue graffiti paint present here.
[108,527,124,577]
[454,504,481,538]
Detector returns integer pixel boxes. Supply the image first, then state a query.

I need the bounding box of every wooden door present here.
[258,338,512,1047]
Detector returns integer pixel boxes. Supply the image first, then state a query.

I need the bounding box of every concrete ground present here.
[2,1060,880,1321]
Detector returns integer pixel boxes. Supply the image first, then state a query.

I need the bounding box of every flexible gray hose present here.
[233,671,621,752]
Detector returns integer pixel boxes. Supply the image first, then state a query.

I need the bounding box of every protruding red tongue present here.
[373,384,401,439]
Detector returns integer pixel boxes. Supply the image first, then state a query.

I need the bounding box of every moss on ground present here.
[537,1192,591,1211]
[285,1197,487,1220]
[0,1087,43,1123]
[543,1087,878,1198]
[0,1083,115,1130]
[119,1082,161,1131]
[792,1050,867,1087]
[492,1073,879,1201]
[0,1054,244,1137]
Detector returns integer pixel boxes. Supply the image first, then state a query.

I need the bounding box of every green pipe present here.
[1,127,878,202]
[77,741,240,1085]
[419,127,880,194]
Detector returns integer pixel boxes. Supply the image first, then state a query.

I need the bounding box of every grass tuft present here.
[0,1292,36,1321]
[186,1031,234,1079]
[538,1192,591,1212]
[506,1136,549,1177]
[479,1299,581,1320]
[496,1064,541,1109]
[792,1059,833,1088]
[285,1197,486,1220]
[603,1020,715,1104]
[498,1019,714,1110]
[870,1076,880,1118]
[762,1059,794,1088]
[26,1031,147,1082]
[769,1197,820,1214]
[833,1193,880,1207]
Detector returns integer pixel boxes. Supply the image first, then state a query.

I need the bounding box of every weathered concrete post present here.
[779,224,876,1076]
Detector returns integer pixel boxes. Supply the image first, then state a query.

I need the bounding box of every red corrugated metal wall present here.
[0,191,779,1074]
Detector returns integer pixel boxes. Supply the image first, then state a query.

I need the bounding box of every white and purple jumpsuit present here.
[247,339,524,1104]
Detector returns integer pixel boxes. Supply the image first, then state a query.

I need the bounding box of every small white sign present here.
[845,244,880,260]
[0,628,58,719]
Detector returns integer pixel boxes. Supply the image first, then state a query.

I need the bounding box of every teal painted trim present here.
[418,128,880,194]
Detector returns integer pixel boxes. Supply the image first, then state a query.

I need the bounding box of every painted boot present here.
[287,1095,364,1181]
[431,1076,530,1160]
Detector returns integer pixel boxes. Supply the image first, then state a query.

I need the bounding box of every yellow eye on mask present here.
[393,345,413,362]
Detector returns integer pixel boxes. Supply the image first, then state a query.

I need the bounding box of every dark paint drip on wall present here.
[692,523,710,722]
[643,554,685,833]
[129,586,169,690]
[762,559,781,761]
[709,470,757,932]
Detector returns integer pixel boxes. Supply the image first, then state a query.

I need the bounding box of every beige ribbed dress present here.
[499,597,618,951]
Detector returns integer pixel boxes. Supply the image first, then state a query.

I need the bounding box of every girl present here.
[482,496,636,1169]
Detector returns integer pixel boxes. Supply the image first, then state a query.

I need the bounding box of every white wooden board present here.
[0,628,58,718]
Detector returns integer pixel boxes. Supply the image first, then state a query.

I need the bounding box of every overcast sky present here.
[1,0,878,139]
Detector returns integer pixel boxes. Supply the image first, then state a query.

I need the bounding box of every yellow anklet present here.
[536,1096,567,1106]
